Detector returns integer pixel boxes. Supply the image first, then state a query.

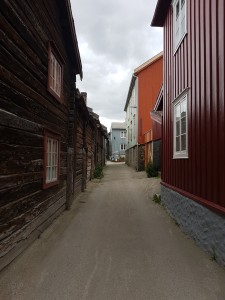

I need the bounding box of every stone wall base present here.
[161,184,225,267]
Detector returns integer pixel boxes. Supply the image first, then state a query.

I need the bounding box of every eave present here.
[151,0,172,27]
[124,75,137,111]
[64,0,83,79]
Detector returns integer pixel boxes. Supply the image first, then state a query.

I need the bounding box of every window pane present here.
[46,167,50,181]
[176,137,180,152]
[181,134,186,151]
[181,117,186,134]
[175,104,180,119]
[181,98,186,113]
[176,121,180,136]
[49,52,62,97]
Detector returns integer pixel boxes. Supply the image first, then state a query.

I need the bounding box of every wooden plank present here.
[0,109,42,134]
[0,188,66,241]
[0,202,65,271]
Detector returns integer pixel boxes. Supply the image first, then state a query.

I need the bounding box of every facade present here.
[152,0,225,266]
[0,0,108,271]
[150,85,163,170]
[124,53,163,170]
[110,122,127,161]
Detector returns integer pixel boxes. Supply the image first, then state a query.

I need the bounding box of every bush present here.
[152,194,161,204]
[93,164,104,179]
[145,161,158,178]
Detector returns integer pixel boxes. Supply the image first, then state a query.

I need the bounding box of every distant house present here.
[124,53,163,170]
[152,0,225,266]
[0,0,83,270]
[110,122,126,161]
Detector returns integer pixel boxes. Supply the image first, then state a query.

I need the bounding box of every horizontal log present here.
[0,171,42,190]
[0,187,66,241]
[0,180,42,207]
[1,1,47,63]
[0,195,66,257]
[0,125,43,147]
[0,143,43,163]
[0,109,42,134]
[0,67,68,123]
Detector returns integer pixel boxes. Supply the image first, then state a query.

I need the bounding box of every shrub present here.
[145,161,158,178]
[152,194,161,204]
[93,164,104,179]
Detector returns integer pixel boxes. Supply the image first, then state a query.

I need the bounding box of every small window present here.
[43,129,60,189]
[120,131,126,138]
[173,0,187,52]
[120,144,126,151]
[48,42,64,101]
[173,90,188,159]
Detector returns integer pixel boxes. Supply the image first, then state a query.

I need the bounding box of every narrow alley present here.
[1,163,225,300]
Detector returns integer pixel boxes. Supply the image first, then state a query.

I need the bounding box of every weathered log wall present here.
[0,0,77,270]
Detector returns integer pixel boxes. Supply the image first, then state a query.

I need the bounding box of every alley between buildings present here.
[1,163,225,300]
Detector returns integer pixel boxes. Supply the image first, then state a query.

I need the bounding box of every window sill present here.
[48,87,63,104]
[43,179,59,189]
[173,154,189,159]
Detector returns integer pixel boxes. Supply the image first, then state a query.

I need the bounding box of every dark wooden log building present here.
[0,0,108,271]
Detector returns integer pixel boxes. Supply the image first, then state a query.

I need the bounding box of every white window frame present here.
[43,130,60,189]
[48,42,64,102]
[120,131,126,138]
[49,52,62,97]
[173,89,188,159]
[173,0,187,52]
[120,144,126,151]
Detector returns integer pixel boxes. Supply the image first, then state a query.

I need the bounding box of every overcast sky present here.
[71,0,163,131]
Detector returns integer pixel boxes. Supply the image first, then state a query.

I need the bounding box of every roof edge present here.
[134,51,163,75]
[124,75,137,111]
[151,0,172,27]
[65,0,83,79]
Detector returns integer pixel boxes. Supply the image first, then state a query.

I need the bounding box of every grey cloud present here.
[71,0,163,129]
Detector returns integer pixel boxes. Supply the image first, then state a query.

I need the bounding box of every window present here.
[173,90,188,159]
[173,0,187,51]
[48,42,64,101]
[43,130,60,189]
[120,144,126,151]
[120,131,126,138]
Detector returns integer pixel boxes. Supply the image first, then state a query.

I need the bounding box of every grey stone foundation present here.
[161,185,225,267]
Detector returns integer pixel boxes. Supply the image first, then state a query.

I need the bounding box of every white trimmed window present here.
[173,91,188,159]
[173,0,187,51]
[48,42,64,101]
[49,52,62,97]
[120,144,126,151]
[120,131,126,138]
[43,130,60,189]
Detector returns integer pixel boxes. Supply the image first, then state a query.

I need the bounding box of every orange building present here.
[125,52,163,170]
[137,52,163,169]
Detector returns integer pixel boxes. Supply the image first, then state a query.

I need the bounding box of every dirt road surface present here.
[1,163,225,300]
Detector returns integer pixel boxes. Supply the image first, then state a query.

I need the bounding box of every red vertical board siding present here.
[162,0,225,213]
[199,0,207,200]
[218,0,225,207]
[205,0,212,200]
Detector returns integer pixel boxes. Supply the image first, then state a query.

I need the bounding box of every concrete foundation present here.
[161,184,225,267]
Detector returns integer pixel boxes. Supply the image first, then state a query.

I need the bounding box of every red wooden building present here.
[152,0,225,266]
